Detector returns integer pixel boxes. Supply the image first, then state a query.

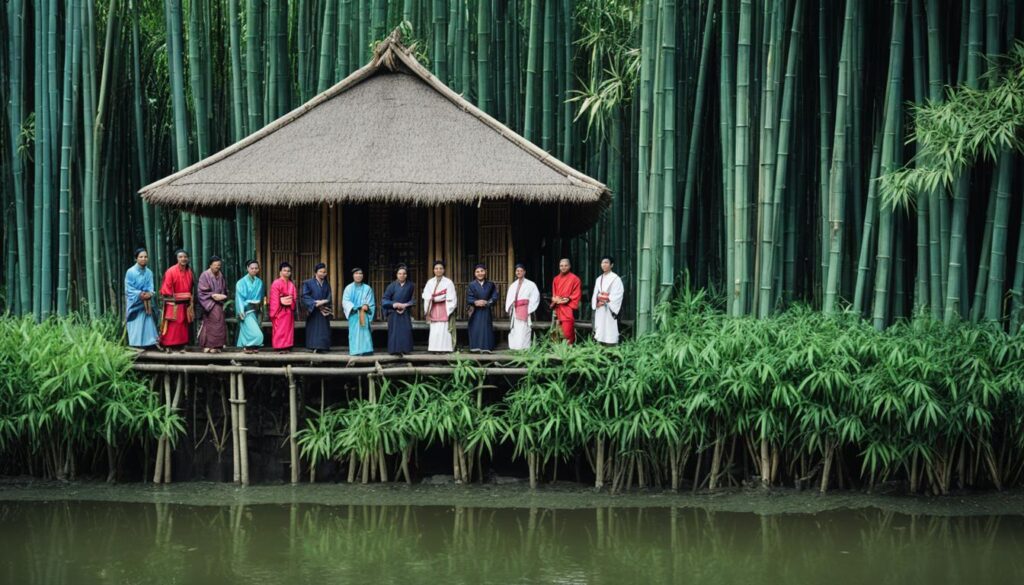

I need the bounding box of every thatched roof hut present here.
[140,29,609,227]
[140,29,609,323]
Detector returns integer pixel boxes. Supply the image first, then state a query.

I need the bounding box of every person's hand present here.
[237,313,245,321]
[141,291,151,300]
[213,293,227,302]
[281,295,292,306]
[394,302,405,310]
[362,304,370,312]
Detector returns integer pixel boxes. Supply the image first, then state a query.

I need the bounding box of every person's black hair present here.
[133,247,147,259]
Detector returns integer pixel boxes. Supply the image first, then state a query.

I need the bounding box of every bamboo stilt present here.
[287,367,298,484]
[230,371,240,483]
[237,373,250,486]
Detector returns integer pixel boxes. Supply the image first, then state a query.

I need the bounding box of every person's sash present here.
[598,275,618,320]
[512,280,529,323]
[429,279,448,322]
[356,286,368,327]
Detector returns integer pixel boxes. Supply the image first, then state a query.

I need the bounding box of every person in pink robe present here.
[269,262,297,352]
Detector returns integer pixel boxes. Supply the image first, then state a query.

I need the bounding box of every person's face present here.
[434,264,444,277]
[515,267,525,280]
[475,267,486,281]
[353,271,364,283]
[281,267,292,280]
[559,259,570,274]
[601,259,612,273]
[136,251,148,267]
[247,263,260,277]
[177,252,189,267]
[397,268,408,283]
[210,260,222,274]
[316,267,327,280]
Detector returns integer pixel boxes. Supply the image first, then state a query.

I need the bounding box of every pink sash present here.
[514,299,529,321]
[429,289,448,321]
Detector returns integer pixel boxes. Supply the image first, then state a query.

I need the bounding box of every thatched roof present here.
[140,29,609,231]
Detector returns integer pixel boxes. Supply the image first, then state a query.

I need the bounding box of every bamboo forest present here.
[2,0,1023,331]
[3,1,1024,583]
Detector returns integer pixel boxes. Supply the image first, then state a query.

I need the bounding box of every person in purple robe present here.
[198,256,229,353]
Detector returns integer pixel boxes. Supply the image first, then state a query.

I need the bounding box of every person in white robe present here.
[504,263,540,350]
[422,260,457,352]
[591,256,624,345]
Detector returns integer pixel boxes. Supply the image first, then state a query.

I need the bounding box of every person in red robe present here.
[159,249,195,352]
[550,258,582,344]
[269,262,297,352]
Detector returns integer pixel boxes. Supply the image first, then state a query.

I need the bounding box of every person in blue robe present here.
[301,263,333,352]
[381,264,416,355]
[125,248,160,348]
[235,260,265,353]
[466,263,499,352]
[342,267,375,356]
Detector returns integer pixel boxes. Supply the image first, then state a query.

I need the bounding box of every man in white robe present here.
[591,256,624,345]
[422,260,457,352]
[504,263,540,350]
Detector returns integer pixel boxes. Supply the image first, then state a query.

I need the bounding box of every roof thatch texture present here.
[140,29,609,230]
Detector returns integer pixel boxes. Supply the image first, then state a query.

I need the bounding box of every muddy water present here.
[1,496,1022,584]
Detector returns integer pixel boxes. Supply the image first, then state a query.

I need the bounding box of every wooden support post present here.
[153,373,170,483]
[287,367,299,485]
[238,373,250,486]
[230,372,240,484]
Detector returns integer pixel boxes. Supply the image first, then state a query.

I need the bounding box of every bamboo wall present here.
[255,202,515,320]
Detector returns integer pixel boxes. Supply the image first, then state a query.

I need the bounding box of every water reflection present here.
[0,500,1022,584]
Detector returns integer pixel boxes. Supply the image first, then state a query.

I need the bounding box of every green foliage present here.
[0,316,180,478]
[298,294,1024,494]
[880,42,1024,208]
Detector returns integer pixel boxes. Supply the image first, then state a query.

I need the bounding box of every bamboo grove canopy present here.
[139,28,610,234]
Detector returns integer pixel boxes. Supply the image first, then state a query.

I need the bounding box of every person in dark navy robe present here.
[301,262,333,352]
[382,264,416,355]
[466,263,499,352]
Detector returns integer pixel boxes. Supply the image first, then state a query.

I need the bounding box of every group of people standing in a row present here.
[124,248,624,355]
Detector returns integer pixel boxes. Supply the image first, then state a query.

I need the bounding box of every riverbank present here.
[3,480,1024,516]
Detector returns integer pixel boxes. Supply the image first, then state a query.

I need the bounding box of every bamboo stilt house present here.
[140,29,609,320]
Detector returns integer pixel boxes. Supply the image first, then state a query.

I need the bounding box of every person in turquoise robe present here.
[342,267,375,356]
[124,248,160,348]
[235,260,265,353]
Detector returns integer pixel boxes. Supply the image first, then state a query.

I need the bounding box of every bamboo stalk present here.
[237,373,250,486]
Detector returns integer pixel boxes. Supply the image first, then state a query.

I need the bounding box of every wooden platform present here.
[131,346,543,378]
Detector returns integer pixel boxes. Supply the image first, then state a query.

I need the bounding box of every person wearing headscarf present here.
[269,262,297,352]
[301,262,333,352]
[382,264,415,355]
[591,256,624,345]
[235,260,265,354]
[197,256,230,353]
[421,260,457,352]
[342,267,375,356]
[159,249,195,352]
[124,248,159,349]
[466,263,499,352]
[504,263,540,350]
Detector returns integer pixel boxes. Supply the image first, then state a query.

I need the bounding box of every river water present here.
[1,496,1022,585]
